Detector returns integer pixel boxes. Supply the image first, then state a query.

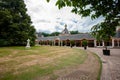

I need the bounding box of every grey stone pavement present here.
[83,47,120,80]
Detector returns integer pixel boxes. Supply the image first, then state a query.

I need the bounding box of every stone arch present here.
[75,40,81,47]
[66,39,70,46]
[54,37,60,46]
[62,40,66,46]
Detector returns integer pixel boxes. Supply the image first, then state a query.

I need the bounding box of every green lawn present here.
[0,46,87,80]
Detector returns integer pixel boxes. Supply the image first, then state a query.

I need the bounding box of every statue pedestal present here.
[26,45,30,48]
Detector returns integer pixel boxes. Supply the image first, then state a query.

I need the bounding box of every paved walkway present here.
[86,47,120,80]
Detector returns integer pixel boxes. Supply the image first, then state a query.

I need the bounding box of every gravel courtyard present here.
[87,47,120,80]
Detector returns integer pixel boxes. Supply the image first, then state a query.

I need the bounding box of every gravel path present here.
[87,47,120,80]
[57,49,100,80]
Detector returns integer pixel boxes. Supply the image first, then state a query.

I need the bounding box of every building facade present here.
[37,25,120,48]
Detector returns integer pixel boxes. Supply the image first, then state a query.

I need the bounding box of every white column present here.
[80,41,82,47]
[112,39,115,48]
[75,41,77,47]
[102,41,104,47]
[70,41,71,47]
[118,40,119,47]
[58,40,60,46]
[65,40,67,46]
[94,40,97,47]
[61,41,62,46]
[54,40,55,46]
[52,41,54,46]
[99,42,100,46]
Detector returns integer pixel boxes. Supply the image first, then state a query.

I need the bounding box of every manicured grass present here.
[0,46,87,80]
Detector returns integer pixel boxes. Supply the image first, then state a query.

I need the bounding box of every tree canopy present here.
[70,30,79,34]
[91,22,116,41]
[47,0,120,21]
[47,0,120,38]
[0,0,36,46]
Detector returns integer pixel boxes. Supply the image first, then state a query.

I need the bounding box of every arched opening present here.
[75,40,81,47]
[96,41,102,46]
[81,39,88,47]
[66,39,70,46]
[55,40,59,46]
[55,38,60,46]
[104,39,112,46]
[88,40,94,47]
[62,40,66,46]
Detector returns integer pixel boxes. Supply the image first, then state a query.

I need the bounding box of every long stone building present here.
[37,25,120,48]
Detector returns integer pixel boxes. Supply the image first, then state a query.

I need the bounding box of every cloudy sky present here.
[24,0,104,33]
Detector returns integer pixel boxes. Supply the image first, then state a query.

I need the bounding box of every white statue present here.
[26,39,30,48]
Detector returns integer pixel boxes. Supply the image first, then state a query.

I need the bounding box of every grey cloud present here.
[78,16,104,32]
[56,17,61,20]
[38,20,51,23]
[79,29,90,33]
[59,22,65,26]
[55,26,63,32]
[25,0,104,33]
[81,17,104,28]
[70,19,78,23]
[38,29,51,33]
[68,24,73,29]
[32,7,42,13]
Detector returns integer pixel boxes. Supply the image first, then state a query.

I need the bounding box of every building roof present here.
[38,26,120,41]
[38,33,95,41]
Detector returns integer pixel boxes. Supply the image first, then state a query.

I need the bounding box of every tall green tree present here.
[41,32,50,37]
[0,0,36,46]
[91,21,117,50]
[47,0,120,36]
[70,30,79,34]
[50,32,60,36]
